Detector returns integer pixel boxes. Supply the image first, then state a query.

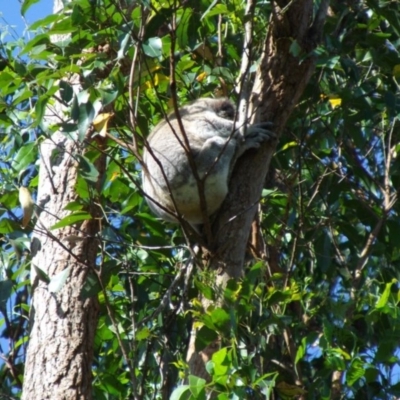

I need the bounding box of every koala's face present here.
[213,99,235,120]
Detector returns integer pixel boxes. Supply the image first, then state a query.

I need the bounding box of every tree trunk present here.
[22,0,104,396]
[21,131,102,399]
[213,0,328,277]
[187,0,329,378]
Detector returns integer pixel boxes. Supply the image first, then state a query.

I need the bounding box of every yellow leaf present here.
[154,73,169,86]
[141,73,168,90]
[93,112,114,137]
[19,186,35,229]
[110,171,119,182]
[196,72,207,82]
[192,298,203,308]
[328,97,342,108]
[142,80,152,89]
[110,171,120,181]
[192,321,204,329]
[280,141,298,151]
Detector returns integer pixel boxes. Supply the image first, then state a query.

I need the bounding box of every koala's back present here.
[148,99,234,147]
[143,98,237,224]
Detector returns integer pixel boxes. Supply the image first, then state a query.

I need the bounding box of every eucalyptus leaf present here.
[50,211,92,230]
[143,37,162,58]
[48,267,71,294]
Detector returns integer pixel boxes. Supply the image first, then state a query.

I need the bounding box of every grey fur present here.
[142,98,275,225]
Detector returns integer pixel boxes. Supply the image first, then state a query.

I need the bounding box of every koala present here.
[142,98,275,226]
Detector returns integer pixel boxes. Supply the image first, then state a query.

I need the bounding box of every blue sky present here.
[0,0,53,39]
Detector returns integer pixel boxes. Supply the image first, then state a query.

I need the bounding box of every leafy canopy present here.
[1,0,400,399]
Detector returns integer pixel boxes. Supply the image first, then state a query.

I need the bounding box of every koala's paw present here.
[242,122,277,151]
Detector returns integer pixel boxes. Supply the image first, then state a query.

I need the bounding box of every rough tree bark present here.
[187,0,330,378]
[22,132,102,400]
[21,2,104,399]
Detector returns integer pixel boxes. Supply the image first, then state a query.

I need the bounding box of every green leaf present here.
[176,9,192,49]
[136,327,151,341]
[48,17,74,35]
[99,374,124,396]
[20,34,51,56]
[346,358,365,386]
[136,213,166,237]
[210,308,230,331]
[211,347,230,378]
[80,273,101,299]
[64,201,84,211]
[295,336,307,364]
[12,142,37,172]
[376,279,395,309]
[98,89,118,106]
[35,95,50,127]
[21,0,40,16]
[188,375,206,399]
[194,279,214,300]
[77,102,96,142]
[50,211,92,230]
[32,265,50,284]
[59,80,74,103]
[170,385,191,400]
[201,2,227,20]
[29,13,59,30]
[195,325,218,352]
[77,155,99,183]
[117,32,131,60]
[143,37,163,58]
[0,219,18,234]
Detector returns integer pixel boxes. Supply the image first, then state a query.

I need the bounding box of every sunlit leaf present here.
[93,112,114,137]
[143,37,162,58]
[21,0,40,16]
[48,267,71,293]
[19,186,35,229]
[346,358,365,386]
[328,97,342,108]
[376,279,396,309]
[170,385,190,400]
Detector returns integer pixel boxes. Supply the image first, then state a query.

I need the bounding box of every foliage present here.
[0,0,400,399]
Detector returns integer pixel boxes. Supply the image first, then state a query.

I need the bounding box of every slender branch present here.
[128,4,149,162]
[237,0,257,125]
[137,257,192,328]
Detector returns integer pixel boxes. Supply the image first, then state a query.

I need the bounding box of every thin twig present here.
[137,257,192,328]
